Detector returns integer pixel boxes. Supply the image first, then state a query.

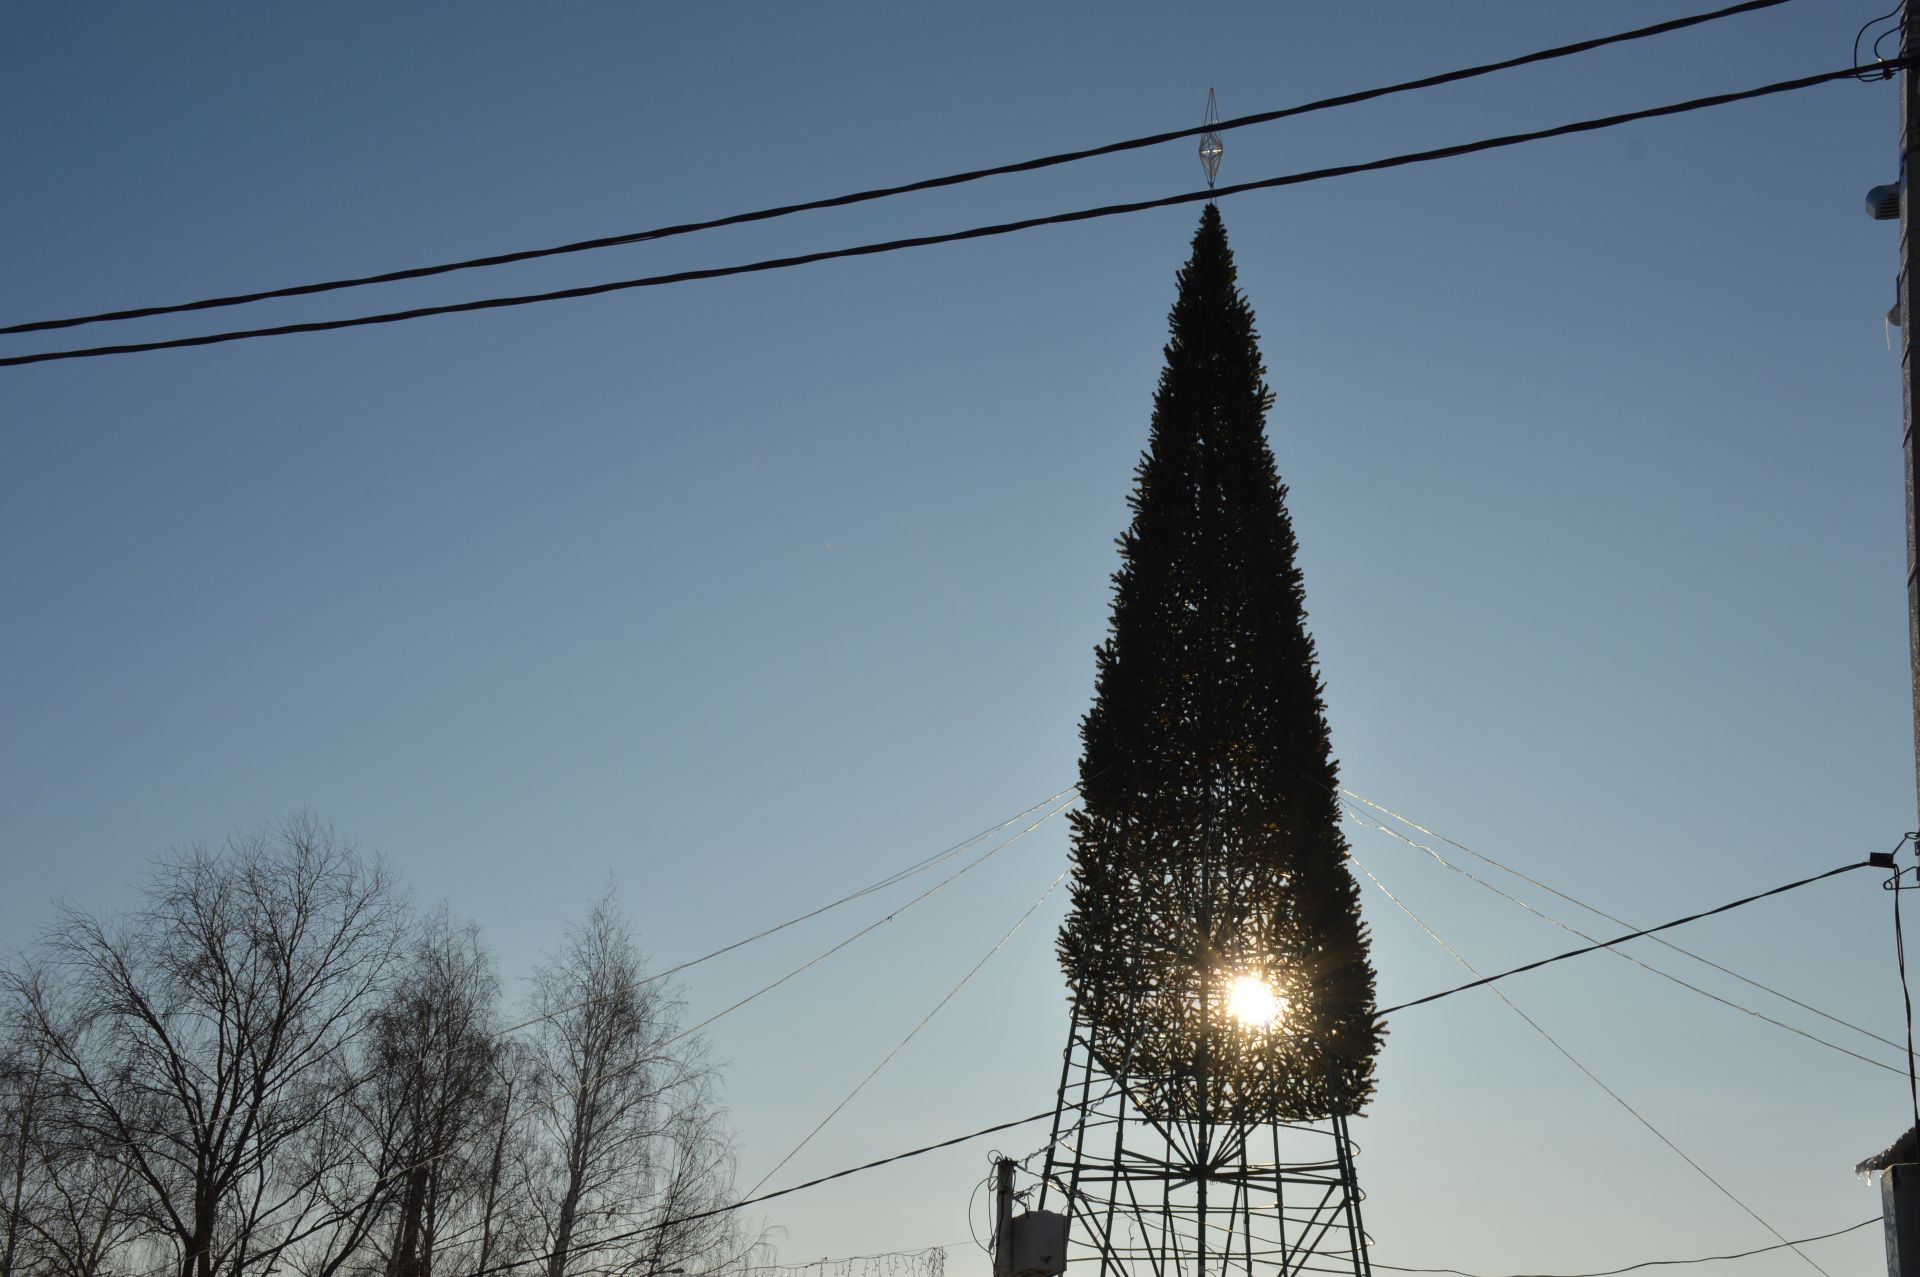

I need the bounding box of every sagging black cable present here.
[451,1108,1062,1277]
[0,0,1797,339]
[0,61,1889,371]
[1378,859,1874,1019]
[1367,1217,1878,1277]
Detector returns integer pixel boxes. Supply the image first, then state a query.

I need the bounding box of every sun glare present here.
[1225,974,1285,1029]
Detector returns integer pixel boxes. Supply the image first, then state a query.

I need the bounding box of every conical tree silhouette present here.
[1058,204,1380,1123]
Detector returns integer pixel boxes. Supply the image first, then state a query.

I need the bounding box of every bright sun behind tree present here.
[1226,973,1285,1029]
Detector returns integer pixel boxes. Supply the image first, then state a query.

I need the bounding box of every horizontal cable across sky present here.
[0,61,1894,369]
[0,0,1799,339]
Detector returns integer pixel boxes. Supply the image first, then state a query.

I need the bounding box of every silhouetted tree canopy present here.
[0,819,766,1277]
[1058,204,1381,1123]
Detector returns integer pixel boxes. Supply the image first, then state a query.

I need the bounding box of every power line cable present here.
[109,790,1080,1277]
[741,868,1069,1199]
[523,844,1867,1277]
[1340,805,1904,1074]
[0,0,1798,339]
[1856,1,1907,76]
[1364,1217,1878,1277]
[455,1109,1067,1277]
[1349,853,1831,1277]
[1376,859,1876,1019]
[0,61,1889,371]
[1342,788,1905,1054]
[155,786,1077,1277]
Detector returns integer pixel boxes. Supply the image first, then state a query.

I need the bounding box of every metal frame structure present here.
[1035,1008,1371,1277]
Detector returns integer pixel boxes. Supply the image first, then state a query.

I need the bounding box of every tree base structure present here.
[1036,1013,1372,1277]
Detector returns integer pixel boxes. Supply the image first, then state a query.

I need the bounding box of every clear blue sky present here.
[2,2,1914,1274]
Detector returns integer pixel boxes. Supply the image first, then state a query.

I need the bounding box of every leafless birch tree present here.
[2,827,761,1277]
[359,911,510,1277]
[523,896,751,1277]
[4,815,404,1277]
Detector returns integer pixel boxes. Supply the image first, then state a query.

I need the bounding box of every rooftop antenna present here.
[1198,87,1224,189]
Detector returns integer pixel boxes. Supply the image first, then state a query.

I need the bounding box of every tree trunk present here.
[475,1083,511,1277]
[387,1165,427,1277]
[545,1169,583,1277]
[0,1061,38,1277]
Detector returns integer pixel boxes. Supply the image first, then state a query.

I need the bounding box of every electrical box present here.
[1007,1211,1068,1277]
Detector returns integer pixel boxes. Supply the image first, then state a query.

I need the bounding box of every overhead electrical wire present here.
[118,1098,1107,1277]
[1038,1199,1881,1277]
[144,784,1076,1277]
[1081,1218,1880,1277]
[451,1108,1069,1277]
[1375,859,1876,1019]
[1341,806,1905,1074]
[521,846,1865,1277]
[1365,1218,1879,1277]
[0,61,1890,370]
[1349,853,1832,1277]
[1343,788,1905,1055]
[110,788,1083,1277]
[1855,0,1907,76]
[0,0,1799,339]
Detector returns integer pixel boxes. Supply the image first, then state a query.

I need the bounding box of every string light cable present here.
[1349,852,1832,1277]
[741,868,1072,1198]
[1363,1217,1879,1277]
[726,1245,964,1277]
[103,784,1085,1277]
[1077,1215,1878,1277]
[1340,804,1906,1074]
[108,780,1079,1123]
[0,0,1801,339]
[494,781,1079,1038]
[445,790,1079,1177]
[660,793,1076,1050]
[1375,857,1881,1020]
[1342,787,1905,1055]
[0,60,1894,370]
[223,782,1079,1113]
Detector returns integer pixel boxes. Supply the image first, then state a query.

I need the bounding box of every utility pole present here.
[1877,10,1920,822]
[1865,28,1920,1277]
[992,1158,1015,1277]
[1904,8,1920,828]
